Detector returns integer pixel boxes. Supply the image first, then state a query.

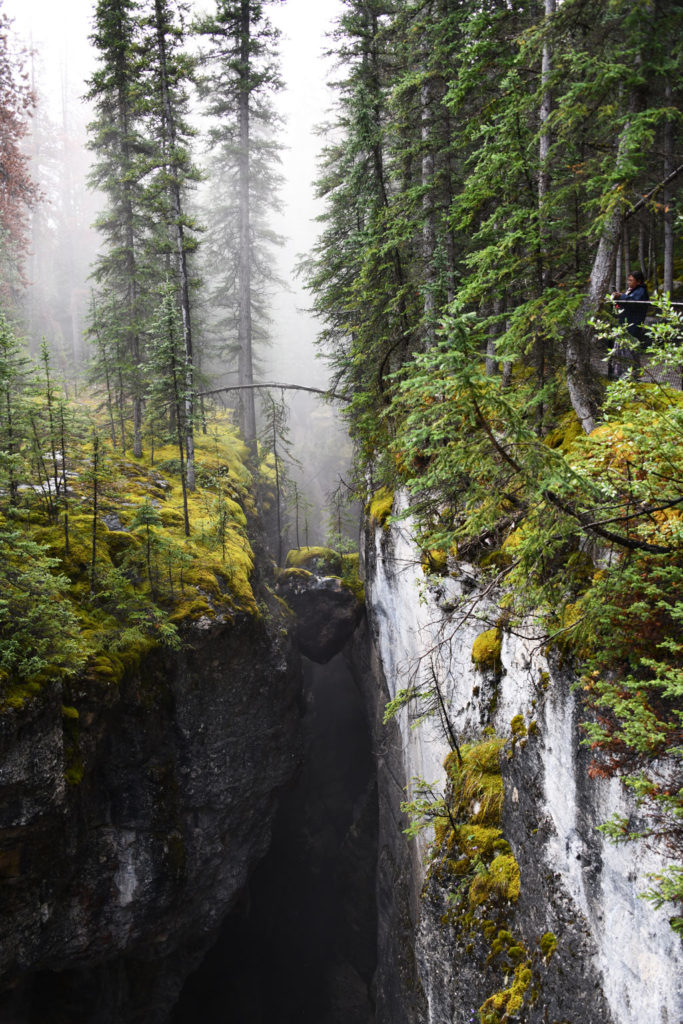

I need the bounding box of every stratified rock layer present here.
[0,615,301,1023]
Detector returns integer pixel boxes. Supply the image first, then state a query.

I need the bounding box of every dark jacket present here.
[615,284,649,325]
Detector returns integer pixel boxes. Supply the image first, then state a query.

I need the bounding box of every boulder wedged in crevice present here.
[276,570,365,663]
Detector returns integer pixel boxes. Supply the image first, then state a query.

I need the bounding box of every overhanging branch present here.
[625,163,683,220]
[543,489,673,554]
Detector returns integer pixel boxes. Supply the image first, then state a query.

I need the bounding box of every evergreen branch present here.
[469,392,523,474]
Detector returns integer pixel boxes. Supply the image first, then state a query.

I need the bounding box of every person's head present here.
[628,270,645,288]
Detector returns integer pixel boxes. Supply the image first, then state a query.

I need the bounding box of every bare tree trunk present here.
[663,81,674,297]
[622,221,630,279]
[568,115,640,434]
[170,348,190,537]
[272,415,282,565]
[90,434,99,595]
[534,0,556,408]
[614,237,622,292]
[538,0,555,210]
[638,220,646,276]
[115,64,143,458]
[117,361,127,455]
[568,205,622,433]
[237,0,257,455]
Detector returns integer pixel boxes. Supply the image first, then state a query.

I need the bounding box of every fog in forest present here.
[3,0,353,548]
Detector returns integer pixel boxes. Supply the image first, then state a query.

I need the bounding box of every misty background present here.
[3,0,355,549]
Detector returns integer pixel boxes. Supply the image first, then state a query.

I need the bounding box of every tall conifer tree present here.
[87,0,147,457]
[195,0,284,454]
[139,0,201,488]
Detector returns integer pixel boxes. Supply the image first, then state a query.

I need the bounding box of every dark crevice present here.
[171,653,378,1024]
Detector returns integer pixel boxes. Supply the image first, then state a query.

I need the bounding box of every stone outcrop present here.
[0,614,301,1023]
[360,500,683,1024]
[276,569,364,664]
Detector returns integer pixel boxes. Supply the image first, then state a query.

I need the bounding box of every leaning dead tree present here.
[198,382,350,403]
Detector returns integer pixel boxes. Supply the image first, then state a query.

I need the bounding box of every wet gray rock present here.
[0,615,302,1023]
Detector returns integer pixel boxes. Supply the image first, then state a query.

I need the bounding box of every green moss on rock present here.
[470,853,521,907]
[2,681,43,710]
[539,931,558,959]
[421,548,449,576]
[472,628,502,671]
[480,962,532,1023]
[366,486,393,528]
[285,546,343,575]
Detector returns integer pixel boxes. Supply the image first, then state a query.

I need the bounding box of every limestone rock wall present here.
[0,616,301,1023]
[363,505,683,1024]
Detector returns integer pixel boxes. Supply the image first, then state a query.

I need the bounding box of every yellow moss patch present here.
[340,552,365,603]
[472,628,502,671]
[285,546,343,575]
[510,714,527,741]
[480,963,532,1024]
[544,410,583,452]
[106,530,142,563]
[444,738,505,826]
[456,825,503,860]
[169,597,213,625]
[470,853,521,907]
[421,548,448,576]
[2,681,42,710]
[88,653,127,684]
[366,486,394,528]
[278,567,315,583]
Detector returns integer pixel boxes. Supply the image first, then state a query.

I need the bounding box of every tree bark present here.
[663,81,674,297]
[568,116,637,434]
[538,0,555,211]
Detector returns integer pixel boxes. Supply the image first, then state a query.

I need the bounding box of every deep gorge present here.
[2,513,680,1023]
[172,655,377,1024]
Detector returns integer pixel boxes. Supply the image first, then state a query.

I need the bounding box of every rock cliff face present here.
[361,503,683,1024]
[0,614,301,1023]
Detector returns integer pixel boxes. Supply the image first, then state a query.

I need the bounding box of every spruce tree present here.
[0,312,32,505]
[147,280,192,536]
[305,0,416,463]
[195,0,285,455]
[138,0,202,488]
[87,0,148,458]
